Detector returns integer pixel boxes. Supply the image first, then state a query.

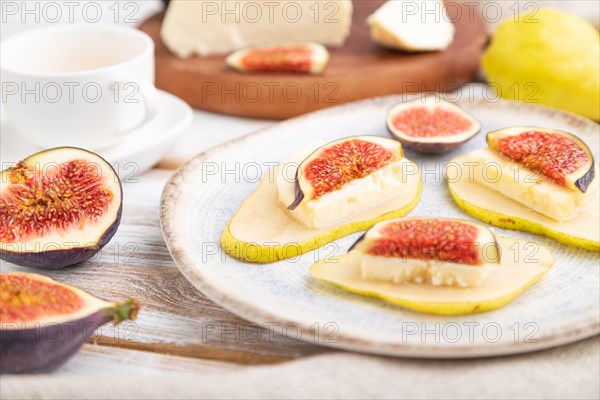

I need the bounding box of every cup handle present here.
[112,78,159,136]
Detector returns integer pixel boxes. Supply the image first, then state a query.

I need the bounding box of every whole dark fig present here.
[0,147,122,269]
[0,272,140,374]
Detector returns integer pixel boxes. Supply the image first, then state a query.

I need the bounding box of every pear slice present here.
[310,237,554,316]
[221,161,422,263]
[448,154,600,251]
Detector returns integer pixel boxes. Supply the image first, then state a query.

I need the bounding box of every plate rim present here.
[160,89,600,358]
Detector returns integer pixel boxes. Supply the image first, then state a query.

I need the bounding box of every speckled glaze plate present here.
[160,86,600,358]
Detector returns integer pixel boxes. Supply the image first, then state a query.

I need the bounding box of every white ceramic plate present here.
[160,88,600,358]
[1,90,192,178]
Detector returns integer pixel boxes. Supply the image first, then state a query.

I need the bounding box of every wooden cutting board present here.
[139,0,487,119]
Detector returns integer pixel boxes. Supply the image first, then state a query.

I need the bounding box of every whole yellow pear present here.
[482,8,599,121]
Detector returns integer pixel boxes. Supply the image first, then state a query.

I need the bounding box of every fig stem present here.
[111,299,141,324]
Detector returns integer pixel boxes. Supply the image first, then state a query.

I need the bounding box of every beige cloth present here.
[2,336,598,399]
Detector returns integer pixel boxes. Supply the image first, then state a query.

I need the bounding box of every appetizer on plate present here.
[310,217,554,315]
[448,127,599,250]
[222,136,422,262]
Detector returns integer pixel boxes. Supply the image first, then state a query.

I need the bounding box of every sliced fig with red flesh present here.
[387,97,482,154]
[0,147,122,269]
[288,136,404,211]
[0,272,139,374]
[226,42,329,74]
[487,127,595,193]
[350,217,500,265]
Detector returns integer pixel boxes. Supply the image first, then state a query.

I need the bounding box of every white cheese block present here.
[367,0,455,51]
[161,0,353,57]
[360,255,496,288]
[465,148,599,222]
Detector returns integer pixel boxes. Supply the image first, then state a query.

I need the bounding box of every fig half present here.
[486,127,595,193]
[311,221,554,316]
[226,42,329,74]
[222,136,422,263]
[1,272,139,374]
[0,147,123,269]
[387,97,482,154]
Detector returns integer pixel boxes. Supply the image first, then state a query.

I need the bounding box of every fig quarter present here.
[0,272,139,374]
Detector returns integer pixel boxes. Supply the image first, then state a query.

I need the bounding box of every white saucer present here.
[0,90,192,178]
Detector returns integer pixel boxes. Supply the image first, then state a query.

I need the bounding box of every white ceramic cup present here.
[1,24,158,150]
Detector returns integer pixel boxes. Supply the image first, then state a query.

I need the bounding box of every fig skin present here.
[391,139,473,155]
[0,218,121,269]
[0,273,139,374]
[0,147,123,269]
[575,164,596,193]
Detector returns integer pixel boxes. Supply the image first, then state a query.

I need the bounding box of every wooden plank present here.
[55,344,240,376]
[1,168,329,366]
